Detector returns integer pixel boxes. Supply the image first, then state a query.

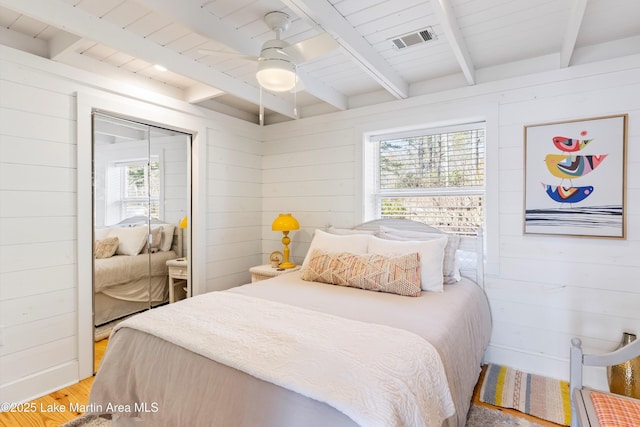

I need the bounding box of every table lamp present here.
[180,216,188,259]
[271,213,299,268]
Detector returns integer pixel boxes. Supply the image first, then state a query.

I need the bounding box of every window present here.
[105,157,161,223]
[365,122,485,235]
[122,159,160,219]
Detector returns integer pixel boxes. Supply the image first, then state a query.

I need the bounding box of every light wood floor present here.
[0,339,108,427]
[1,354,562,427]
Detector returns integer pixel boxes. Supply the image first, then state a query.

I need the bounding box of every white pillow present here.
[152,224,176,252]
[368,235,447,292]
[302,229,371,269]
[94,227,112,241]
[110,226,148,256]
[377,226,461,284]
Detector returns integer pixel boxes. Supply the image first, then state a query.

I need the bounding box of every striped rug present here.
[479,364,572,426]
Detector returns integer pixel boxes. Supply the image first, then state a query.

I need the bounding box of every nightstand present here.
[167,258,188,303]
[249,264,301,283]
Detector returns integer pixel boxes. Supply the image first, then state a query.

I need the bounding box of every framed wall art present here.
[523,114,628,238]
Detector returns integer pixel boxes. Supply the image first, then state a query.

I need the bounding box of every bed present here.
[89,219,491,427]
[93,219,183,327]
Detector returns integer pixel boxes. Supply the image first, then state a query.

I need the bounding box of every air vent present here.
[390,27,436,50]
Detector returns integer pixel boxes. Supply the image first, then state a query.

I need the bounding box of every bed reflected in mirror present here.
[92,113,191,370]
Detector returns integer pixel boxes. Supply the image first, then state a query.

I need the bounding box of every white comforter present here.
[114,291,455,427]
[94,250,177,292]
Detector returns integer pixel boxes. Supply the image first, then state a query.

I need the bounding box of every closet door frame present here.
[93,113,191,316]
[77,92,206,381]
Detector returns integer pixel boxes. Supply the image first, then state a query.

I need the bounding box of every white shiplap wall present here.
[0,57,79,402]
[1,41,639,407]
[204,127,263,292]
[262,53,640,386]
[0,45,262,404]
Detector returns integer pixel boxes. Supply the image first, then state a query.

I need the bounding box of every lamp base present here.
[278,261,296,269]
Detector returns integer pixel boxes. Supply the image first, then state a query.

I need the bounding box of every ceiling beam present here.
[49,30,85,60]
[431,0,476,85]
[184,83,224,104]
[0,0,297,119]
[281,0,409,99]
[138,0,347,111]
[58,50,186,99]
[560,0,588,68]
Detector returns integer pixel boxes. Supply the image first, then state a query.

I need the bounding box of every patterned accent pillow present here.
[300,249,422,297]
[94,237,119,259]
[368,235,447,292]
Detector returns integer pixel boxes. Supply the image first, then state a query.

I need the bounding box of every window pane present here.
[125,165,147,197]
[380,195,483,235]
[123,201,149,218]
[149,161,160,198]
[379,129,485,190]
[368,123,486,235]
[149,201,160,220]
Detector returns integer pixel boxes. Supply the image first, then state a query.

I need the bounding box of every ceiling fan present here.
[199,11,339,92]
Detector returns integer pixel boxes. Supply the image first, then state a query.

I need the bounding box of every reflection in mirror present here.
[92,113,190,366]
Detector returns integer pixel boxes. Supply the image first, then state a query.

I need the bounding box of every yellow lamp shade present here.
[179,216,188,229]
[272,213,299,231]
[272,213,299,269]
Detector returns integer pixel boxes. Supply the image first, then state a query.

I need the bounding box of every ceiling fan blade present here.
[281,33,338,63]
[198,49,259,62]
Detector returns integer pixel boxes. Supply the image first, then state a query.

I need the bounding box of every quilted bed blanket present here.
[113,291,455,427]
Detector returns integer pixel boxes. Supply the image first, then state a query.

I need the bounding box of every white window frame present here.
[105,155,162,224]
[364,122,486,235]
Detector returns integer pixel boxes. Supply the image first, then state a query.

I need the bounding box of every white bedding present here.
[232,272,491,427]
[92,271,491,426]
[114,291,455,427]
[94,251,177,293]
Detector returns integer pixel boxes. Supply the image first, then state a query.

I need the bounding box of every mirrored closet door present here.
[92,112,191,342]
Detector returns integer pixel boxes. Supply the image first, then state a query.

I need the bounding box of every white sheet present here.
[114,291,456,427]
[94,250,176,293]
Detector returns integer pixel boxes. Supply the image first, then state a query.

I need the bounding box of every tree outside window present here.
[367,124,485,235]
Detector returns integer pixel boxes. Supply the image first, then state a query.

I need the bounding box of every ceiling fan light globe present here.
[256,59,297,92]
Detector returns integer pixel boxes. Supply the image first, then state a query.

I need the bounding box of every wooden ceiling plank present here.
[296,68,347,110]
[431,0,475,85]
[560,0,588,68]
[0,26,49,57]
[59,50,186,98]
[282,0,409,99]
[0,0,296,118]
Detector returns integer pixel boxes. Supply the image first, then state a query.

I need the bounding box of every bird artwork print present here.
[544,154,608,179]
[541,183,594,203]
[526,115,626,238]
[541,129,606,207]
[552,136,593,152]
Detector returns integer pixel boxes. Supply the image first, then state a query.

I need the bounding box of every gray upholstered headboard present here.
[352,219,484,287]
